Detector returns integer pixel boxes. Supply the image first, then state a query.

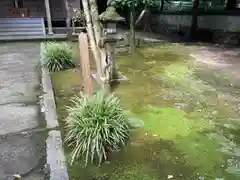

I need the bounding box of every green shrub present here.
[65,91,130,166]
[42,42,76,72]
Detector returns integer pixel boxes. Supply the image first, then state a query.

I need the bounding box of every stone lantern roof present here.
[99,7,125,23]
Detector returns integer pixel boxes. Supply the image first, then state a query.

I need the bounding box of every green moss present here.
[164,62,191,81]
[129,106,225,177]
[176,132,223,171]
[68,161,157,180]
[111,166,157,180]
[115,45,229,178]
[51,68,81,96]
[52,44,240,180]
[136,107,204,138]
[51,68,81,134]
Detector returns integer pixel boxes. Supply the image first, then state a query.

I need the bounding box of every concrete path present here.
[0,43,46,180]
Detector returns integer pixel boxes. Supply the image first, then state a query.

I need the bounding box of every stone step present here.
[0,35,46,40]
[0,18,43,24]
[0,31,44,36]
[0,23,43,28]
[0,27,44,32]
[0,18,45,39]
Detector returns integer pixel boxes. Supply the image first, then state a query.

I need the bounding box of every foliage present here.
[42,42,76,72]
[72,8,86,26]
[111,0,158,8]
[110,0,159,53]
[65,91,130,166]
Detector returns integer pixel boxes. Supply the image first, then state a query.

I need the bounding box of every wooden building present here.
[0,0,82,40]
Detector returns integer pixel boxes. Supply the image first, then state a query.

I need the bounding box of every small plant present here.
[65,91,130,166]
[42,42,76,72]
[72,8,86,26]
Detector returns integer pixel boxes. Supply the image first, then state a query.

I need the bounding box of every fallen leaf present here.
[168,175,174,179]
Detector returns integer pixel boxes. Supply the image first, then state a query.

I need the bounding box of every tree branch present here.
[135,6,148,25]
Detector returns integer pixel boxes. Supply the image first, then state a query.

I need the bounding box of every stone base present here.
[91,73,129,82]
[113,72,129,81]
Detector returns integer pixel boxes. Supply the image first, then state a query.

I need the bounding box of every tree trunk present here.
[226,0,236,9]
[190,8,198,40]
[190,0,199,40]
[89,0,101,42]
[64,0,72,39]
[82,0,101,76]
[129,1,135,53]
[89,0,107,79]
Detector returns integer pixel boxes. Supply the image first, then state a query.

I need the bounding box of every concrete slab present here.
[0,83,39,105]
[0,132,46,180]
[0,105,39,135]
[0,42,46,179]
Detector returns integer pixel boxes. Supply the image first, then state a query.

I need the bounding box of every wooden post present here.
[78,33,93,95]
[129,0,135,53]
[44,0,53,34]
[64,0,72,38]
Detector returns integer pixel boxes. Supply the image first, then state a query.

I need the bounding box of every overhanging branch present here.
[135,6,148,25]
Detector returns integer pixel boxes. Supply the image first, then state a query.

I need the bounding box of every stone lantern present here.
[98,7,126,82]
[99,7,124,34]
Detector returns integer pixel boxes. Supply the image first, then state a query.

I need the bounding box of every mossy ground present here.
[52,43,240,180]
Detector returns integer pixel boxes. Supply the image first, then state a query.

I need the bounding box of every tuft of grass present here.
[65,90,130,166]
[42,42,76,72]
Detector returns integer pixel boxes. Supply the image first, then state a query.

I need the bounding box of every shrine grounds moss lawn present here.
[52,43,240,180]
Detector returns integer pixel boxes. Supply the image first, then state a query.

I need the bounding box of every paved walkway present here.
[0,43,46,180]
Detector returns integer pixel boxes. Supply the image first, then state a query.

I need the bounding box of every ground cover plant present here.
[65,91,130,166]
[42,42,76,72]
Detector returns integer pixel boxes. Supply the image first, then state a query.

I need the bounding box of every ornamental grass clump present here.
[65,91,130,166]
[42,42,76,72]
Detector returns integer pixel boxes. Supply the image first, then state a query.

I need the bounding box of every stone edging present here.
[40,43,69,180]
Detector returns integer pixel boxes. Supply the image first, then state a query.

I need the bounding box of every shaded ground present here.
[52,42,240,180]
[0,43,47,180]
[188,44,240,100]
[189,44,240,78]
